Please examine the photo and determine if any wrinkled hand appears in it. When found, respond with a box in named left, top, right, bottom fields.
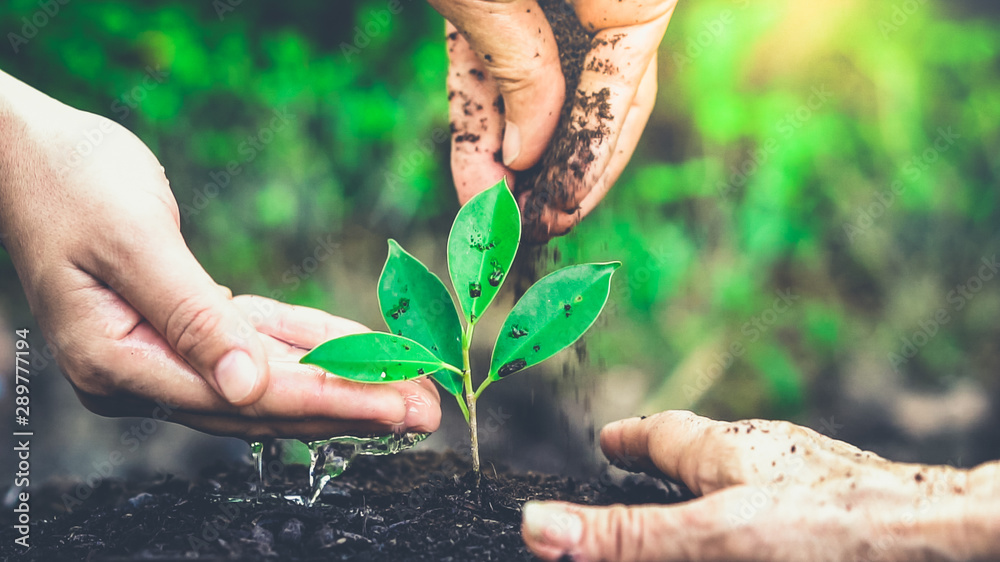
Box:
left=429, top=0, right=677, bottom=240
left=0, top=86, right=440, bottom=439
left=522, top=411, right=1000, bottom=561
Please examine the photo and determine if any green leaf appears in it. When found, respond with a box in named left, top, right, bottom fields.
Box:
left=448, top=178, right=521, bottom=325
left=300, top=333, right=446, bottom=383
left=488, top=262, right=620, bottom=381
left=378, top=239, right=464, bottom=395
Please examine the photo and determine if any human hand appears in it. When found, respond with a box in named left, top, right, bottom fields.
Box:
left=521, top=411, right=1000, bottom=561
left=428, top=0, right=678, bottom=240
left=0, top=79, right=440, bottom=439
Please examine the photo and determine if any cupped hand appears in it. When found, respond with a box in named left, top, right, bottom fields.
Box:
left=521, top=411, right=999, bottom=561
left=0, top=97, right=440, bottom=440
left=428, top=0, right=678, bottom=240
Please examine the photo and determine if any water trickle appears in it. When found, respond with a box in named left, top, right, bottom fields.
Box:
left=305, top=433, right=429, bottom=505
left=468, top=282, right=482, bottom=298
left=249, top=440, right=265, bottom=491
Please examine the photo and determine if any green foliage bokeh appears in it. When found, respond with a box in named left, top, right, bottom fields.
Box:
left=2, top=0, right=998, bottom=423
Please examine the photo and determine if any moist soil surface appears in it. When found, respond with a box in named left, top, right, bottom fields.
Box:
left=2, top=450, right=692, bottom=561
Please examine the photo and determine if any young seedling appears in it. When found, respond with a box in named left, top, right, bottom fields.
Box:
left=300, top=179, right=619, bottom=473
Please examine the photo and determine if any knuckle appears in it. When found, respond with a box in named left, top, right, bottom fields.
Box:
left=605, top=505, right=646, bottom=561
left=164, top=296, right=223, bottom=361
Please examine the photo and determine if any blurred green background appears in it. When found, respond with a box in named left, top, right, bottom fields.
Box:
left=1, top=0, right=999, bottom=484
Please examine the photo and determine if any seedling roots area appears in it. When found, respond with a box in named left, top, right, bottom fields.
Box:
left=3, top=451, right=691, bottom=561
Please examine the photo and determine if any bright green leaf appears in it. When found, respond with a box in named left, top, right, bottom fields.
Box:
left=447, top=178, right=521, bottom=324
left=488, top=262, right=620, bottom=381
left=378, top=239, right=464, bottom=395
left=300, top=333, right=445, bottom=383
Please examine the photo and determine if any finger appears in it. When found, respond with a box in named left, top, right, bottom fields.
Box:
left=444, top=21, right=511, bottom=203
left=545, top=55, right=658, bottom=235
left=84, top=213, right=269, bottom=407
left=429, top=0, right=564, bottom=170
left=77, top=391, right=423, bottom=441
left=523, top=488, right=775, bottom=562
left=231, top=295, right=369, bottom=350
left=62, top=284, right=441, bottom=435
left=600, top=411, right=736, bottom=495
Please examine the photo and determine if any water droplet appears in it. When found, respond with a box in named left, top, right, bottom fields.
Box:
left=469, top=232, right=496, bottom=252
left=497, top=358, right=527, bottom=378
left=404, top=345, right=411, bottom=351
left=388, top=298, right=410, bottom=320
left=574, top=295, right=583, bottom=303
left=532, top=344, right=540, bottom=352
left=488, top=258, right=504, bottom=287
left=564, top=303, right=573, bottom=318
left=379, top=372, right=387, bottom=380
left=417, top=368, right=425, bottom=375
left=508, top=324, right=528, bottom=339
left=468, top=282, right=482, bottom=298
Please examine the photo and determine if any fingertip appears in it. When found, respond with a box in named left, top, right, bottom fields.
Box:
left=397, top=380, right=442, bottom=433
left=212, top=347, right=272, bottom=407
left=522, top=501, right=583, bottom=561
left=501, top=121, right=522, bottom=167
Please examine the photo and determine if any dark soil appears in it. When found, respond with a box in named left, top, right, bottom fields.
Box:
left=2, top=451, right=692, bottom=561
left=516, top=0, right=614, bottom=242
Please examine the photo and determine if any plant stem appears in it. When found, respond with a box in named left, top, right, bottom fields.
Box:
left=473, top=377, right=493, bottom=401
left=462, top=323, right=480, bottom=474
left=455, top=394, right=470, bottom=423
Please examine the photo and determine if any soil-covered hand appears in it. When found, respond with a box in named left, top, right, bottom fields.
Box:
left=522, top=411, right=1000, bottom=561
left=428, top=0, right=678, bottom=240
left=0, top=73, right=440, bottom=440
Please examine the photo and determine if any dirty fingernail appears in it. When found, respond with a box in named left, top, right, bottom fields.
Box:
left=214, top=349, right=259, bottom=404
left=523, top=501, right=583, bottom=550
left=502, top=121, right=521, bottom=167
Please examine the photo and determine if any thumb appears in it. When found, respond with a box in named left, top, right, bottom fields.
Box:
left=428, top=0, right=564, bottom=170
left=93, top=227, right=269, bottom=406
left=522, top=500, right=696, bottom=562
